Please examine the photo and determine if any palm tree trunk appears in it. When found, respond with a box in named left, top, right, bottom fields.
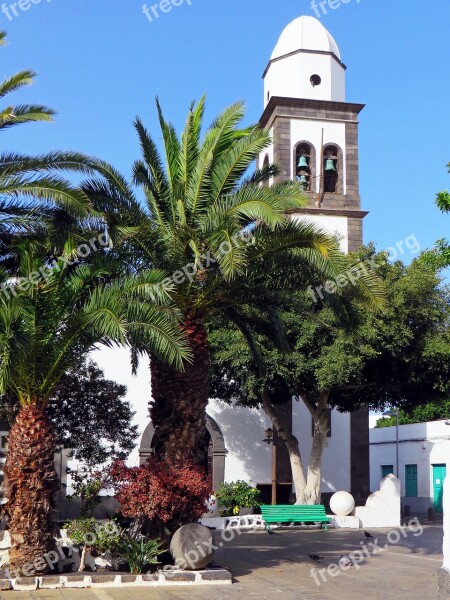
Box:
left=150, top=312, right=210, bottom=467
left=3, top=404, right=57, bottom=574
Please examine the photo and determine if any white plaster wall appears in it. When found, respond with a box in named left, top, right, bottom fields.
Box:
left=207, top=399, right=272, bottom=485
left=91, top=345, right=151, bottom=467
left=290, top=119, right=347, bottom=194
left=370, top=420, right=450, bottom=510
left=264, top=53, right=345, bottom=106
left=291, top=213, right=349, bottom=253
left=293, top=400, right=351, bottom=493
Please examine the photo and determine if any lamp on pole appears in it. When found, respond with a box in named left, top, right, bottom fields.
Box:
left=383, top=409, right=399, bottom=479
left=263, top=427, right=282, bottom=505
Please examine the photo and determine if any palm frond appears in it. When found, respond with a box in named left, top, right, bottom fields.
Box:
left=0, top=104, right=55, bottom=129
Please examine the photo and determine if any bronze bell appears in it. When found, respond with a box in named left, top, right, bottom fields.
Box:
left=297, top=155, right=309, bottom=168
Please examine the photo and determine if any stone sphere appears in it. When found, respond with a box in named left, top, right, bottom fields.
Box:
left=170, top=523, right=215, bottom=570
left=330, top=491, right=355, bottom=516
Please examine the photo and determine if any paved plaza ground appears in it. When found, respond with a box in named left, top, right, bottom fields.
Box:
left=1, top=524, right=443, bottom=600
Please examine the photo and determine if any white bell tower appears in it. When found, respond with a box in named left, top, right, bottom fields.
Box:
left=259, top=16, right=370, bottom=502
left=259, top=15, right=366, bottom=255
left=264, top=15, right=346, bottom=106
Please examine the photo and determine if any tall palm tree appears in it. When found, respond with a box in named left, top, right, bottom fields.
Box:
left=0, top=31, right=55, bottom=130
left=0, top=246, right=189, bottom=574
left=0, top=31, right=97, bottom=246
left=84, top=98, right=382, bottom=467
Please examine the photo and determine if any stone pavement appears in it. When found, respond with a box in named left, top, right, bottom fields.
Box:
left=0, top=524, right=442, bottom=599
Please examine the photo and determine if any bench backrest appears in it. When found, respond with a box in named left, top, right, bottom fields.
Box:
left=261, top=504, right=328, bottom=519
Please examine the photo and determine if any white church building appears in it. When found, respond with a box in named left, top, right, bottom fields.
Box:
left=95, top=15, right=370, bottom=505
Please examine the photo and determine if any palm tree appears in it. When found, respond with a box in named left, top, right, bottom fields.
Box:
left=0, top=30, right=55, bottom=129
left=0, top=31, right=99, bottom=248
left=0, top=246, right=189, bottom=575
left=84, top=98, right=381, bottom=467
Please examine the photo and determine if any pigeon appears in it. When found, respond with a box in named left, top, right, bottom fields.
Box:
left=364, top=531, right=374, bottom=540
left=309, top=554, right=325, bottom=562
left=339, top=555, right=352, bottom=568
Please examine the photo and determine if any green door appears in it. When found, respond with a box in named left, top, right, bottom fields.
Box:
left=405, top=465, right=418, bottom=497
left=433, top=464, right=447, bottom=513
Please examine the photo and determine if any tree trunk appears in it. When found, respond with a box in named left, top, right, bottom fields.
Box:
left=301, top=392, right=330, bottom=505
left=3, top=404, right=57, bottom=575
left=78, top=545, right=87, bottom=573
left=150, top=311, right=210, bottom=468
left=261, top=391, right=307, bottom=504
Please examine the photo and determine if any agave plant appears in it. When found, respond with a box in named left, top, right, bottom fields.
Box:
left=118, top=536, right=165, bottom=575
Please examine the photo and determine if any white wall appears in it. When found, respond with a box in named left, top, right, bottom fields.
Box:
left=91, top=345, right=151, bottom=467
left=370, top=420, right=450, bottom=512
left=264, top=53, right=345, bottom=106
left=290, top=118, right=347, bottom=194
left=291, top=213, right=349, bottom=253
left=207, top=400, right=272, bottom=485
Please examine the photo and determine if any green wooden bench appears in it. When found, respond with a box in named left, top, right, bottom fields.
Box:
left=260, top=504, right=329, bottom=532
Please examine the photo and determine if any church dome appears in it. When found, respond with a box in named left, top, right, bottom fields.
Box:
left=270, top=16, right=341, bottom=61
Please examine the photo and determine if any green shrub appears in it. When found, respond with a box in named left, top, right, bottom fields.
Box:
left=63, top=518, right=123, bottom=571
left=117, top=536, right=165, bottom=574
left=215, top=481, right=262, bottom=517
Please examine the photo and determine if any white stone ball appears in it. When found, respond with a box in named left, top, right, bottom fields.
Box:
left=330, top=491, right=355, bottom=516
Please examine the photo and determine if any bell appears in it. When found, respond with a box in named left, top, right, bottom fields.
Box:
left=297, top=155, right=309, bottom=168
left=299, top=175, right=307, bottom=184
left=325, top=159, right=336, bottom=171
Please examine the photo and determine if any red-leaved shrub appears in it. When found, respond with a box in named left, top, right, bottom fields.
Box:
left=109, top=458, right=211, bottom=538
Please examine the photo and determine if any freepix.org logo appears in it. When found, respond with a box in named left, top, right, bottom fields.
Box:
left=142, top=0, right=192, bottom=23
left=1, top=0, right=53, bottom=22
left=311, top=0, right=362, bottom=20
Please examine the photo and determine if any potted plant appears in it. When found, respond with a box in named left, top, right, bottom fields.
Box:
left=215, top=481, right=262, bottom=517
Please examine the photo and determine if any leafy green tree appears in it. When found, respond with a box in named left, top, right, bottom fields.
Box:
left=83, top=97, right=379, bottom=467
left=209, top=246, right=450, bottom=504
left=436, top=162, right=450, bottom=213
left=0, top=360, right=138, bottom=467
left=376, top=400, right=450, bottom=428
left=426, top=162, right=450, bottom=268
left=66, top=471, right=105, bottom=518
left=48, top=360, right=138, bottom=467
left=0, top=246, right=188, bottom=575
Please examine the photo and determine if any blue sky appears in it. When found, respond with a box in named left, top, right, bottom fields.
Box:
left=2, top=0, right=449, bottom=258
